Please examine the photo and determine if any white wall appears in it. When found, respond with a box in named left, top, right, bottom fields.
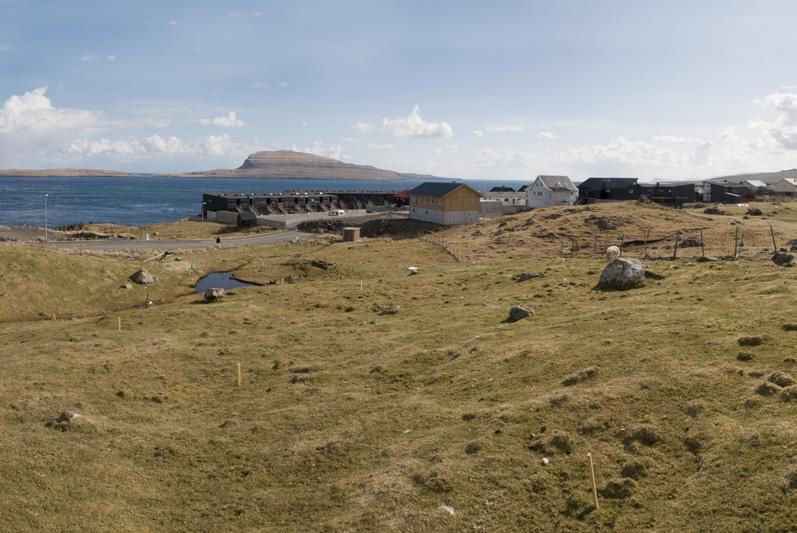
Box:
left=410, top=206, right=479, bottom=225
left=527, top=179, right=577, bottom=208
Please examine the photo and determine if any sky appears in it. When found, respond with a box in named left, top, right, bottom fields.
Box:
left=2, top=0, right=797, bottom=180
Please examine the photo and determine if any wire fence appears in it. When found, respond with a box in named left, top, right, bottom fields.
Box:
left=560, top=225, right=789, bottom=260
left=422, top=233, right=467, bottom=263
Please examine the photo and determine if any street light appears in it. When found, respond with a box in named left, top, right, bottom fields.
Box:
left=44, top=194, right=48, bottom=242
left=201, top=201, right=207, bottom=239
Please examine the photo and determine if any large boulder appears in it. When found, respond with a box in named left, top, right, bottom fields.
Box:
left=204, top=288, right=225, bottom=302
left=597, top=258, right=646, bottom=290
left=772, top=249, right=794, bottom=267
left=129, top=268, right=156, bottom=285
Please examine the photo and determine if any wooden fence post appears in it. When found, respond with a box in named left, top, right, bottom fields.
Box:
left=587, top=453, right=599, bottom=510
left=733, top=227, right=739, bottom=259
left=700, top=230, right=705, bottom=257
left=643, top=228, right=651, bottom=259
left=672, top=236, right=679, bottom=260
left=770, top=224, right=778, bottom=251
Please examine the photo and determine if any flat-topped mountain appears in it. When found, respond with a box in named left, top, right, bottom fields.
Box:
left=187, top=150, right=409, bottom=180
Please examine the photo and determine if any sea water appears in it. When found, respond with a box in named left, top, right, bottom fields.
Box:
left=0, top=176, right=531, bottom=227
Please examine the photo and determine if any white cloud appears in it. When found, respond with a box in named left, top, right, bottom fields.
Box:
left=291, top=141, right=348, bottom=160
left=79, top=54, right=96, bottom=62
left=279, top=82, right=288, bottom=87
left=473, top=129, right=484, bottom=137
left=0, top=44, right=13, bottom=52
left=0, top=87, right=100, bottom=136
left=168, top=20, right=178, bottom=26
left=353, top=122, right=375, bottom=133
left=63, top=134, right=252, bottom=159
left=197, top=111, right=246, bottom=128
left=252, top=11, right=262, bottom=16
left=565, top=137, right=685, bottom=168
left=368, top=142, right=396, bottom=150
left=106, top=55, right=117, bottom=62
left=252, top=81, right=268, bottom=89
left=753, top=92, right=797, bottom=149
left=652, top=134, right=705, bottom=144
left=485, top=124, right=523, bottom=133
left=474, top=148, right=535, bottom=169
left=537, top=131, right=558, bottom=140
left=381, top=105, right=453, bottom=139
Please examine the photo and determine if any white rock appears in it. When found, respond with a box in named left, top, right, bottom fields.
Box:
left=542, top=457, right=550, bottom=466
left=439, top=504, right=455, bottom=516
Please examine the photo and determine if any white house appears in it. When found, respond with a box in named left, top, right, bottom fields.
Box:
left=527, top=175, right=578, bottom=208
left=771, top=177, right=797, bottom=196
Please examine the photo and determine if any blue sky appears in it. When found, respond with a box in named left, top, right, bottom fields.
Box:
left=2, top=0, right=797, bottom=179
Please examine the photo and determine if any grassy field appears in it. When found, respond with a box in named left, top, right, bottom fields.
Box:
left=0, top=202, right=795, bottom=531
left=62, top=218, right=276, bottom=240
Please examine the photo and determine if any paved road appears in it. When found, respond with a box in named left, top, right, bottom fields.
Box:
left=45, top=230, right=311, bottom=251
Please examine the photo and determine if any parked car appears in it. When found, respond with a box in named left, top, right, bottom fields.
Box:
left=328, top=209, right=345, bottom=217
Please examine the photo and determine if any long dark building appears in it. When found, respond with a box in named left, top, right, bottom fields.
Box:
left=202, top=190, right=407, bottom=217
left=577, top=177, right=641, bottom=201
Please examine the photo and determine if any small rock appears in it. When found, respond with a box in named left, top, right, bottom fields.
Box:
left=373, top=303, right=400, bottom=315
left=507, top=304, right=534, bottom=322
left=513, top=271, right=545, bottom=282
left=772, top=249, right=795, bottom=267
left=755, top=382, right=781, bottom=396
left=203, top=288, right=225, bottom=302
left=780, top=386, right=797, bottom=401
left=119, top=281, right=133, bottom=289
left=439, top=504, right=455, bottom=516
left=737, top=352, right=754, bottom=362
left=737, top=336, right=765, bottom=347
left=782, top=323, right=797, bottom=332
left=768, top=371, right=795, bottom=387
left=541, top=457, right=550, bottom=466
left=746, top=207, right=763, bottom=216
left=561, top=367, right=597, bottom=386
left=129, top=268, right=156, bottom=285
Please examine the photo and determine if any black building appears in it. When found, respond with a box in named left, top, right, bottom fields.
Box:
left=638, top=182, right=699, bottom=207
left=577, top=177, right=640, bottom=202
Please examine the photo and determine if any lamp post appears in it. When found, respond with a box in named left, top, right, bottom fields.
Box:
left=44, top=194, right=48, bottom=242
left=201, top=201, right=207, bottom=238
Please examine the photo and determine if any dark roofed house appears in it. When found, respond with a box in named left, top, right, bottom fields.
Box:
left=409, top=182, right=481, bottom=225
left=489, top=185, right=515, bottom=192
left=577, top=177, right=640, bottom=202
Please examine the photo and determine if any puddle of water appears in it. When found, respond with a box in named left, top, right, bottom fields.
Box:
left=195, top=271, right=257, bottom=293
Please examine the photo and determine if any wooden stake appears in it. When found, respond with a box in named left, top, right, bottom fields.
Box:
left=587, top=452, right=599, bottom=510
left=643, top=228, right=651, bottom=259
left=700, top=230, right=705, bottom=257
left=618, top=234, right=625, bottom=257
left=769, top=224, right=778, bottom=251
left=237, top=363, right=241, bottom=387
left=733, top=226, right=739, bottom=259
left=360, top=280, right=363, bottom=292
left=118, top=317, right=121, bottom=332
left=672, top=237, right=679, bottom=260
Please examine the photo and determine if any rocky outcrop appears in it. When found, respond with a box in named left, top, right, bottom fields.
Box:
left=204, top=288, right=225, bottom=302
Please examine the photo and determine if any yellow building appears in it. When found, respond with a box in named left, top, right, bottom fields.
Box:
left=409, top=182, right=481, bottom=225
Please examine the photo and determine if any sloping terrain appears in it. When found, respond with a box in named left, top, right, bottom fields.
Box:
left=0, top=202, right=795, bottom=531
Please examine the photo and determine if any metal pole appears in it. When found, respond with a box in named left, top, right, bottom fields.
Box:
left=44, top=194, right=48, bottom=242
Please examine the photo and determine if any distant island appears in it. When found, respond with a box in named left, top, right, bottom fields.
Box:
left=0, top=168, right=136, bottom=177
left=0, top=150, right=450, bottom=181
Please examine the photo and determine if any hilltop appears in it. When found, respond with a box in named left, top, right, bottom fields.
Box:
left=0, top=201, right=795, bottom=530
left=709, top=168, right=797, bottom=185
left=184, top=150, right=426, bottom=180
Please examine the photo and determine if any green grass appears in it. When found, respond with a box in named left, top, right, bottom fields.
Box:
left=0, top=204, right=795, bottom=531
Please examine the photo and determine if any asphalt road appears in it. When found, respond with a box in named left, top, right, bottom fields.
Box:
left=45, top=230, right=311, bottom=251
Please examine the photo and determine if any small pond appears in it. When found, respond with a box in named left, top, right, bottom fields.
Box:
left=195, top=271, right=257, bottom=293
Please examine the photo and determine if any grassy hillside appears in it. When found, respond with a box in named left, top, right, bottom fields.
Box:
left=0, top=202, right=795, bottom=531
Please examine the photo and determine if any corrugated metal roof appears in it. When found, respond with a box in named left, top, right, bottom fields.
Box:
left=409, top=182, right=479, bottom=197
left=744, top=180, right=767, bottom=188
left=536, top=175, right=576, bottom=192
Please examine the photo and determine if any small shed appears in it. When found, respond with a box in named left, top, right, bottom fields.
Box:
left=343, top=227, right=361, bottom=242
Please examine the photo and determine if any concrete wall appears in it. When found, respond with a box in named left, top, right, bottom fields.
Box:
left=257, top=209, right=368, bottom=229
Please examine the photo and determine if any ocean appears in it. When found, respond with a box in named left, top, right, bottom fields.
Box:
left=0, top=176, right=531, bottom=227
